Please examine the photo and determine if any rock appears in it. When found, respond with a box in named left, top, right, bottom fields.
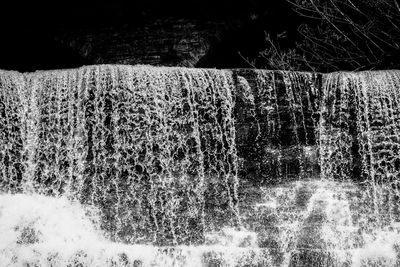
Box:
left=56, top=19, right=225, bottom=67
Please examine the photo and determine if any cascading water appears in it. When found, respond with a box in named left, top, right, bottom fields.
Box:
left=0, top=65, right=400, bottom=266
left=316, top=71, right=400, bottom=266
left=0, top=66, right=239, bottom=245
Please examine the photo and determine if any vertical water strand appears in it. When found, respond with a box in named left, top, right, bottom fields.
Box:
left=366, top=71, right=388, bottom=227
left=208, top=69, right=239, bottom=223
left=320, top=73, right=342, bottom=181
left=80, top=68, right=94, bottom=204
left=140, top=69, right=156, bottom=242
left=115, top=66, right=150, bottom=243
left=150, top=68, right=178, bottom=244
left=256, top=71, right=282, bottom=182
left=386, top=71, right=400, bottom=224
left=0, top=72, right=24, bottom=192
left=95, top=66, right=117, bottom=236
left=188, top=69, right=208, bottom=237
left=34, top=73, right=53, bottom=194
left=80, top=67, right=94, bottom=206
left=135, top=67, right=156, bottom=243
left=350, top=72, right=375, bottom=239
left=53, top=72, right=70, bottom=195
left=271, top=72, right=283, bottom=181
left=52, top=74, right=63, bottom=194
left=335, top=72, right=344, bottom=178
left=282, top=72, right=304, bottom=179
left=117, top=67, right=135, bottom=242
left=341, top=73, right=355, bottom=182
left=24, top=71, right=79, bottom=197
left=379, top=70, right=400, bottom=225
left=133, top=67, right=158, bottom=243
left=171, top=69, right=210, bottom=242
left=14, top=75, right=25, bottom=192
left=225, top=70, right=240, bottom=223
left=162, top=70, right=181, bottom=243
left=199, top=69, right=218, bottom=220
left=98, top=67, right=110, bottom=238
left=108, top=66, right=123, bottom=236
left=282, top=71, right=300, bottom=145
left=305, top=73, right=321, bottom=178
left=109, top=66, right=123, bottom=240
left=144, top=68, right=163, bottom=243
left=360, top=71, right=400, bottom=227
left=318, top=73, right=333, bottom=180
left=20, top=74, right=39, bottom=193
left=46, top=73, right=60, bottom=195
left=0, top=73, right=10, bottom=190
left=74, top=67, right=90, bottom=202
left=164, top=68, right=202, bottom=243
left=89, top=66, right=104, bottom=208
left=170, top=69, right=189, bottom=243
left=173, top=69, right=199, bottom=241
left=372, top=70, right=389, bottom=226
left=309, top=73, right=320, bottom=144
left=65, top=70, right=78, bottom=198
left=261, top=71, right=277, bottom=145
left=154, top=68, right=173, bottom=243
left=291, top=72, right=310, bottom=145
left=220, top=70, right=240, bottom=222
left=188, top=70, right=207, bottom=240
left=200, top=69, right=239, bottom=226
left=380, top=71, right=395, bottom=224
left=135, top=67, right=183, bottom=243
left=87, top=66, right=146, bottom=240
left=320, top=73, right=354, bottom=182
left=303, top=72, right=320, bottom=146
left=112, top=66, right=136, bottom=241
left=379, top=71, right=397, bottom=225
left=179, top=70, right=206, bottom=242
left=333, top=72, right=348, bottom=181
left=335, top=72, right=350, bottom=181
left=288, top=72, right=314, bottom=177
left=354, top=72, right=380, bottom=228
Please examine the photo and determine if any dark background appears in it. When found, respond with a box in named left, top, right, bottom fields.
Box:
left=0, top=0, right=299, bottom=72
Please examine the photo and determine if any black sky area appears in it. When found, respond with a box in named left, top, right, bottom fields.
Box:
left=0, top=0, right=299, bottom=72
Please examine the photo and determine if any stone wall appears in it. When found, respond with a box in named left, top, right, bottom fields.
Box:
left=233, top=69, right=322, bottom=185
left=56, top=19, right=225, bottom=67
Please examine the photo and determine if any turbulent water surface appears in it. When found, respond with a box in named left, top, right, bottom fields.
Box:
left=0, top=66, right=400, bottom=266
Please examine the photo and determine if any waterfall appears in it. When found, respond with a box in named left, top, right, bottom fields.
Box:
left=320, top=71, right=400, bottom=224
left=0, top=65, right=239, bottom=245
left=1, top=66, right=400, bottom=266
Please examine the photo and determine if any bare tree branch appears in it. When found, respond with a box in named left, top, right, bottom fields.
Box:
left=257, top=0, right=400, bottom=72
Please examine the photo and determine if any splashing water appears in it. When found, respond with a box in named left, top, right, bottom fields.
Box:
left=1, top=66, right=400, bottom=266
left=0, top=193, right=269, bottom=267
